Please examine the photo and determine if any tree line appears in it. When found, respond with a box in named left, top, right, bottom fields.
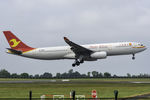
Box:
left=0, top=69, right=149, bottom=79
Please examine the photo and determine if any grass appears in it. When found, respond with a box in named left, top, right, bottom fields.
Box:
left=0, top=78, right=150, bottom=98
left=0, top=78, right=150, bottom=82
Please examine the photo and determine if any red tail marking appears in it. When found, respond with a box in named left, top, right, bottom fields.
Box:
left=3, top=31, right=35, bottom=52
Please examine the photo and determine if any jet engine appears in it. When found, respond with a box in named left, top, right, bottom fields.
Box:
left=90, top=51, right=107, bottom=59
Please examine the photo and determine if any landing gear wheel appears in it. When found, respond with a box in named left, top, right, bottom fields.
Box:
left=76, top=61, right=80, bottom=66
left=72, top=63, right=76, bottom=67
left=72, top=58, right=85, bottom=67
left=72, top=60, right=81, bottom=67
left=132, top=54, right=135, bottom=60
left=132, top=56, right=135, bottom=60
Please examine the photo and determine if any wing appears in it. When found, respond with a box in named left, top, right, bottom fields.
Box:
left=64, top=37, right=93, bottom=57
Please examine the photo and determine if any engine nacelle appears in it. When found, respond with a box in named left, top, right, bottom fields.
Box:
left=90, top=51, right=107, bottom=59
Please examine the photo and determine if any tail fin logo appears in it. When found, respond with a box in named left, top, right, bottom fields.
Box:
left=9, top=39, right=21, bottom=48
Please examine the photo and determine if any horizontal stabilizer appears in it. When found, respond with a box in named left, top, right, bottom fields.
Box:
left=7, top=48, right=22, bottom=55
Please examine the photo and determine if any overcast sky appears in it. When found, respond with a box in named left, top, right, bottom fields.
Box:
left=0, top=0, right=149, bottom=76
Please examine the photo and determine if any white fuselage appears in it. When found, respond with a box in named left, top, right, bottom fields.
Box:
left=20, top=42, right=146, bottom=61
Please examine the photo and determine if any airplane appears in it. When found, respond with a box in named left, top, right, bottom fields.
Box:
left=3, top=31, right=147, bottom=67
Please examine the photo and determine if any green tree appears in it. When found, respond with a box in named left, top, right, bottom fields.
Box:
left=20, top=73, right=29, bottom=78
left=113, top=74, right=118, bottom=78
left=92, top=71, right=99, bottom=77
left=104, top=72, right=111, bottom=78
left=61, top=72, right=68, bottom=78
left=42, top=72, right=52, bottom=79
left=68, top=69, right=73, bottom=78
left=127, top=73, right=131, bottom=78
left=81, top=74, right=87, bottom=78
left=73, top=71, right=81, bottom=78
left=11, top=73, right=19, bottom=78
left=87, top=72, right=91, bottom=77
left=98, top=72, right=103, bottom=78
left=34, top=74, right=40, bottom=79
left=0, top=69, right=10, bottom=78
left=56, top=73, right=61, bottom=78
left=68, top=69, right=73, bottom=74
left=29, top=75, right=33, bottom=79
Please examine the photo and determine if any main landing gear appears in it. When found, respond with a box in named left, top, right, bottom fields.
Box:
left=132, top=54, right=135, bottom=60
left=72, top=59, right=84, bottom=67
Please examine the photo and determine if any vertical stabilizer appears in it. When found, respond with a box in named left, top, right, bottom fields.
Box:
left=3, top=31, right=34, bottom=52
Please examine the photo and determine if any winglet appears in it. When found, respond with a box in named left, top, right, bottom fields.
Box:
left=64, top=37, right=70, bottom=42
